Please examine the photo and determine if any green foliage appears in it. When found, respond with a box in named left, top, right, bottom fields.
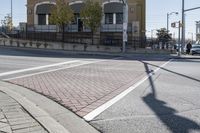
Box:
left=80, top=0, right=102, bottom=32
left=2, top=14, right=13, bottom=32
left=156, top=28, right=172, bottom=43
left=49, top=0, right=74, bottom=29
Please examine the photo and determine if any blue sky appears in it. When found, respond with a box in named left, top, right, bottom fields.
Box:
left=0, top=0, right=26, bottom=26
left=0, top=0, right=200, bottom=39
left=147, top=0, right=200, bottom=39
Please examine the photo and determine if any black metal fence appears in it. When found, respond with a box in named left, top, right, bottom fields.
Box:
left=8, top=24, right=146, bottom=48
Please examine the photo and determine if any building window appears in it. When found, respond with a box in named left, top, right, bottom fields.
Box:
left=105, top=13, right=113, bottom=24
left=72, top=13, right=80, bottom=25
left=116, top=13, right=123, bottom=24
left=38, top=14, right=46, bottom=25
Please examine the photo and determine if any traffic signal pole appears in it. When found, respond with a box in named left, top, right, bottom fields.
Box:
left=181, top=0, right=185, bottom=52
left=171, top=21, right=182, bottom=56
left=182, top=0, right=200, bottom=50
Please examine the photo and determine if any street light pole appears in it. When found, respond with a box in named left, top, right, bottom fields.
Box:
left=167, top=12, right=178, bottom=33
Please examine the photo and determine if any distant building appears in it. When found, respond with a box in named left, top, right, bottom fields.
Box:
left=19, top=22, right=27, bottom=31
left=196, top=21, right=200, bottom=41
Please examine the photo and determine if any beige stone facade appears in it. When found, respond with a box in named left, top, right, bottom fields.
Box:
left=27, top=0, right=145, bottom=36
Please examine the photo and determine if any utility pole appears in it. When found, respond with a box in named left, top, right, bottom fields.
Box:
left=11, top=0, right=13, bottom=30
left=122, top=0, right=128, bottom=53
left=181, top=0, right=184, bottom=49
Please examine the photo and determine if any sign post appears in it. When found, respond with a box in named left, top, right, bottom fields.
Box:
left=122, top=0, right=128, bottom=53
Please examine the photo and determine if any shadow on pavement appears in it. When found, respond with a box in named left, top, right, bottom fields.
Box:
left=142, top=62, right=200, bottom=133
left=144, top=61, right=200, bottom=83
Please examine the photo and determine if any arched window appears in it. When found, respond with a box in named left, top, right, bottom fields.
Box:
left=104, top=2, right=123, bottom=24
left=36, top=4, right=55, bottom=25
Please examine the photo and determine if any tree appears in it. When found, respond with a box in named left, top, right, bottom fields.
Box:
left=49, top=0, right=74, bottom=42
left=156, top=28, right=172, bottom=45
left=1, top=14, right=13, bottom=33
left=80, top=0, right=102, bottom=44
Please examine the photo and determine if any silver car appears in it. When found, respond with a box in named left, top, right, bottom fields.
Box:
left=191, top=45, right=200, bottom=55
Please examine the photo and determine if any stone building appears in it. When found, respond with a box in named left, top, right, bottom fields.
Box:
left=26, top=0, right=146, bottom=46
left=27, top=0, right=145, bottom=32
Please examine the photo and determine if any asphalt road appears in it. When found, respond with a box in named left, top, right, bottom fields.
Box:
left=1, top=47, right=200, bottom=133
left=0, top=47, right=73, bottom=73
left=90, top=58, right=200, bottom=133
left=0, top=47, right=114, bottom=80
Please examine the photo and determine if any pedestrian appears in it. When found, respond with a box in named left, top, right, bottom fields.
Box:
left=174, top=44, right=177, bottom=51
left=186, top=42, right=192, bottom=54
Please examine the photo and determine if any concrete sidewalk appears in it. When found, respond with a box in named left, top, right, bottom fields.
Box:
left=0, top=81, right=100, bottom=133
left=0, top=90, right=48, bottom=133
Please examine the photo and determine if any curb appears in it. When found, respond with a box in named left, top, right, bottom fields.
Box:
left=0, top=45, right=173, bottom=58
left=0, top=81, right=100, bottom=133
left=170, top=54, right=200, bottom=60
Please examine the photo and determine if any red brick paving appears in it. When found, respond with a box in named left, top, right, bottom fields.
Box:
left=9, top=59, right=164, bottom=117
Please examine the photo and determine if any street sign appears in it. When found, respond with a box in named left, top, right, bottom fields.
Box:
left=171, top=22, right=183, bottom=28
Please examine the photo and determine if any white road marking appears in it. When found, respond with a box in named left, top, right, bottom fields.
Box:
left=4, top=57, right=121, bottom=81
left=83, top=59, right=173, bottom=121
left=0, top=60, right=80, bottom=77
left=4, top=60, right=100, bottom=81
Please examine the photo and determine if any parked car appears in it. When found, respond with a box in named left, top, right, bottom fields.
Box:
left=191, top=45, right=200, bottom=55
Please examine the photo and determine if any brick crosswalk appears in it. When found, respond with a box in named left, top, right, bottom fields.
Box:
left=9, top=59, right=164, bottom=117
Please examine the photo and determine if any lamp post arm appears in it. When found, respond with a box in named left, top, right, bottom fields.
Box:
left=184, top=7, right=200, bottom=12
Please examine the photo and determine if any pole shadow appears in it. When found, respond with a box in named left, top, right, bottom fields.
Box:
left=144, top=61, right=200, bottom=83
left=142, top=62, right=200, bottom=133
